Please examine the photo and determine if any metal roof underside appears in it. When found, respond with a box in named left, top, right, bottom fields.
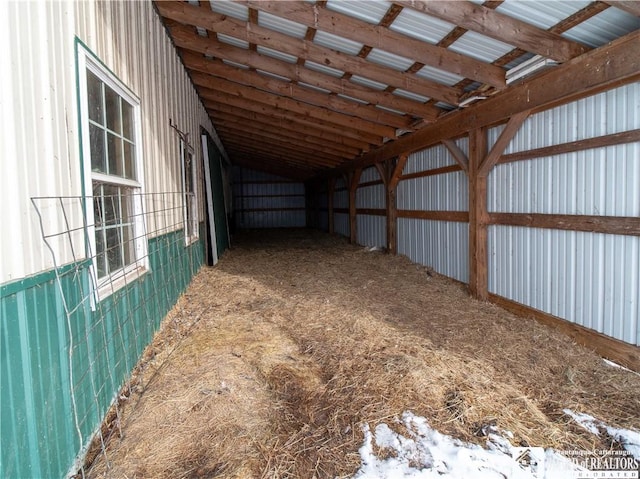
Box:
left=156, top=0, right=640, bottom=180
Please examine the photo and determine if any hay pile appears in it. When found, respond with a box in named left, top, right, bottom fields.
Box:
left=87, top=229, right=640, bottom=478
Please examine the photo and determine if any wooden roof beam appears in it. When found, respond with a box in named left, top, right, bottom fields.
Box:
left=395, top=0, right=589, bottom=62
left=219, top=134, right=344, bottom=166
left=241, top=0, right=506, bottom=88
left=196, top=82, right=397, bottom=138
left=190, top=69, right=412, bottom=130
left=349, top=30, right=640, bottom=168
left=179, top=49, right=439, bottom=120
left=211, top=114, right=362, bottom=157
left=203, top=98, right=383, bottom=144
left=209, top=110, right=370, bottom=151
left=156, top=1, right=462, bottom=105
left=224, top=141, right=341, bottom=169
left=214, top=126, right=349, bottom=163
left=203, top=99, right=382, bottom=147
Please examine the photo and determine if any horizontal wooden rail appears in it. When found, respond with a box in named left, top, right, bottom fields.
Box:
left=398, top=210, right=469, bottom=222
left=356, top=208, right=386, bottom=216
left=358, top=180, right=385, bottom=188
left=499, top=128, right=640, bottom=165
left=489, top=213, right=640, bottom=236
left=490, top=294, right=640, bottom=372
left=399, top=164, right=462, bottom=181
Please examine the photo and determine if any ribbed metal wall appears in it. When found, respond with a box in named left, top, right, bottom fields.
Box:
left=233, top=167, right=306, bottom=228
left=487, top=82, right=640, bottom=346
left=355, top=166, right=386, bottom=247
left=397, top=172, right=468, bottom=210
left=396, top=141, right=469, bottom=282
left=334, top=213, right=350, bottom=237
left=357, top=215, right=386, bottom=247
left=1, top=2, right=219, bottom=477
left=0, top=0, right=218, bottom=284
left=318, top=191, right=329, bottom=232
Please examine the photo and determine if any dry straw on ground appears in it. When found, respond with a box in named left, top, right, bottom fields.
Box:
left=87, top=229, right=640, bottom=478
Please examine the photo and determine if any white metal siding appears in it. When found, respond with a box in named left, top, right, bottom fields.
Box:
left=356, top=185, right=386, bottom=209
left=487, top=82, right=640, bottom=346
left=1, top=0, right=218, bottom=283
left=397, top=172, right=468, bottom=211
left=488, top=144, right=640, bottom=216
left=394, top=140, right=470, bottom=282
left=403, top=141, right=464, bottom=174
left=489, top=226, right=639, bottom=346
left=233, top=168, right=306, bottom=229
left=360, top=165, right=381, bottom=183
left=357, top=216, right=386, bottom=248
left=334, top=213, right=350, bottom=238
left=398, top=218, right=469, bottom=283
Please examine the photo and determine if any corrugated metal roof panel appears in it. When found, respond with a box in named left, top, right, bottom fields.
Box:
left=496, top=0, right=590, bottom=30
left=304, top=60, right=344, bottom=77
left=415, top=65, right=464, bottom=86
left=217, top=32, right=249, bottom=49
left=298, top=81, right=332, bottom=94
left=313, top=30, right=364, bottom=55
left=393, top=88, right=430, bottom=103
left=325, top=0, right=391, bottom=25
left=208, top=0, right=248, bottom=21
left=563, top=8, right=640, bottom=48
left=376, top=104, right=406, bottom=115
left=257, top=10, right=308, bottom=39
left=350, top=75, right=388, bottom=90
left=222, top=58, right=250, bottom=70
left=337, top=93, right=369, bottom=105
left=388, top=7, right=455, bottom=44
left=448, top=31, right=515, bottom=63
left=256, top=69, right=292, bottom=82
left=366, top=47, right=415, bottom=72
left=256, top=45, right=298, bottom=64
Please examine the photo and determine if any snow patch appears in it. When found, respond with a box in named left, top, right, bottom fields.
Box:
left=352, top=411, right=581, bottom=479
left=564, top=409, right=640, bottom=459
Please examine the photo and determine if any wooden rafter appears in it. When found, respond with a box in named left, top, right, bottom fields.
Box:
left=197, top=83, right=397, bottom=138
left=208, top=110, right=370, bottom=152
left=214, top=126, right=349, bottom=163
left=210, top=114, right=362, bottom=157
left=189, top=70, right=412, bottom=130
left=395, top=0, right=589, bottom=62
left=205, top=101, right=379, bottom=145
left=156, top=1, right=463, bottom=105
left=220, top=136, right=344, bottom=166
left=203, top=98, right=383, bottom=144
left=352, top=30, right=640, bottom=168
left=179, top=49, right=440, bottom=120
left=242, top=0, right=506, bottom=88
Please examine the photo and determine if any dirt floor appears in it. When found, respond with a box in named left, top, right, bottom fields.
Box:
left=87, top=229, right=640, bottom=478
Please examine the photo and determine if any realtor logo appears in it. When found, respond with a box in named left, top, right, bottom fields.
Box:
left=513, top=447, right=546, bottom=477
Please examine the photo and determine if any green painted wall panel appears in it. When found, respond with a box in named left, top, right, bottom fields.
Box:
left=1, top=228, right=205, bottom=478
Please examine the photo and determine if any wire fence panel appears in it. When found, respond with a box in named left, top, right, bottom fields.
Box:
left=23, top=192, right=204, bottom=478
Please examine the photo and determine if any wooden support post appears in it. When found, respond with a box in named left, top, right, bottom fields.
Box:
left=469, top=128, right=489, bottom=300
left=386, top=154, right=408, bottom=255
left=327, top=177, right=335, bottom=234
left=468, top=112, right=528, bottom=300
left=349, top=168, right=362, bottom=244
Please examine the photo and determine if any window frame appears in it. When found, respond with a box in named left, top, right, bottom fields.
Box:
left=77, top=43, right=148, bottom=302
left=180, top=139, right=199, bottom=245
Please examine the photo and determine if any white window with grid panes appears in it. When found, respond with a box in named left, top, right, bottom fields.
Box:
left=180, top=139, right=198, bottom=245
left=78, top=45, right=147, bottom=300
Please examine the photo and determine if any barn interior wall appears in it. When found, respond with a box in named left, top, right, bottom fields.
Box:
left=233, top=167, right=306, bottom=229
left=0, top=1, right=226, bottom=477
left=320, top=81, right=639, bottom=350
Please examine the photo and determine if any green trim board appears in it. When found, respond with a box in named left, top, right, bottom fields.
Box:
left=0, top=259, right=92, bottom=299
left=1, top=227, right=205, bottom=479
